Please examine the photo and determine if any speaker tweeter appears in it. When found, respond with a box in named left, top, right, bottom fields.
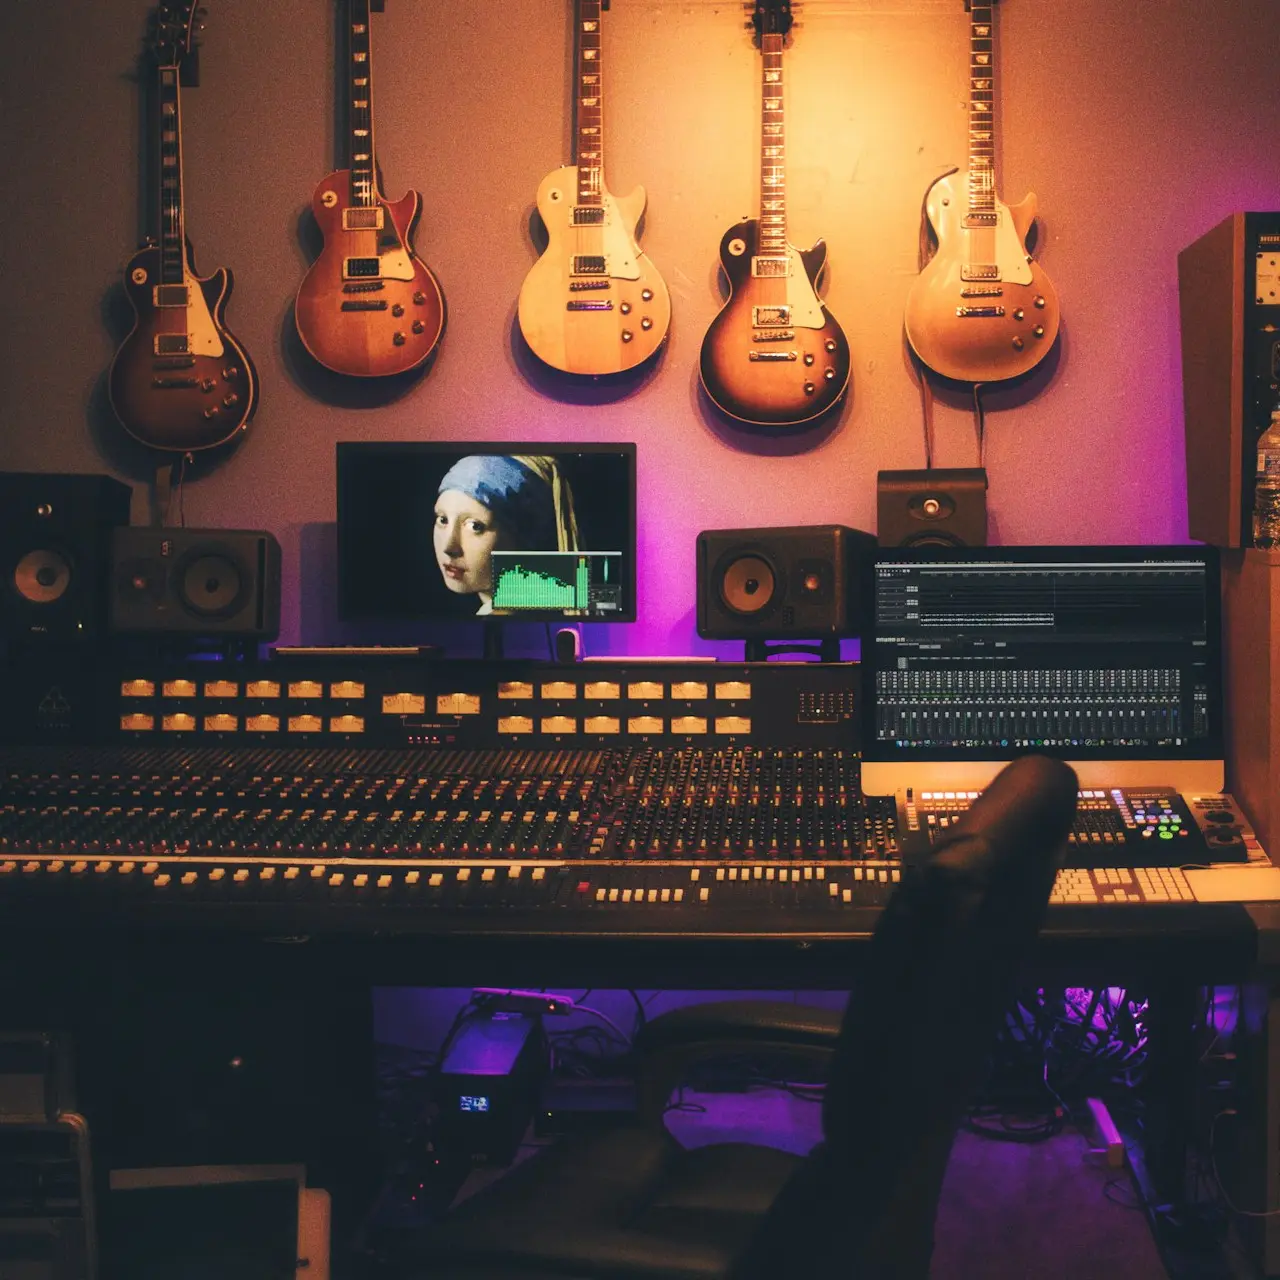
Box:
left=876, top=468, right=988, bottom=547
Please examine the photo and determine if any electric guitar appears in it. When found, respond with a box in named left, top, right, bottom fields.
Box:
left=517, top=0, right=670, bottom=375
left=698, top=0, right=850, bottom=428
left=294, top=0, right=446, bottom=378
left=903, top=0, right=1060, bottom=383
left=109, top=1, right=257, bottom=453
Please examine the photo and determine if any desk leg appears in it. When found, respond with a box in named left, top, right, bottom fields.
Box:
left=1141, top=981, right=1198, bottom=1205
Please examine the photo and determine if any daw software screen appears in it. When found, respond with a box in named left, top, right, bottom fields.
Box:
left=862, top=547, right=1222, bottom=764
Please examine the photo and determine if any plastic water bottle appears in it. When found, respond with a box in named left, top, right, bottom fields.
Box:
left=1253, top=409, right=1280, bottom=549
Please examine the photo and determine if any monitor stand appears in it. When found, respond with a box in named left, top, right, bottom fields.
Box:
left=744, top=637, right=840, bottom=662
left=482, top=620, right=505, bottom=661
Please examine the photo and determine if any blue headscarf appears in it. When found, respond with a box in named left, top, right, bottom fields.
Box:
left=437, top=455, right=558, bottom=550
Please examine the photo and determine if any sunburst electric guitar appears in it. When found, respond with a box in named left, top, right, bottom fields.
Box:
left=517, top=0, right=670, bottom=375
left=294, top=0, right=445, bottom=377
left=109, top=1, right=257, bottom=453
left=903, top=0, right=1060, bottom=383
left=698, top=0, right=850, bottom=428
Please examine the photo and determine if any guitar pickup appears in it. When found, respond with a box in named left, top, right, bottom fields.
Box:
left=152, top=284, right=189, bottom=308
left=572, top=207, right=606, bottom=226
left=752, top=331, right=795, bottom=342
left=960, top=286, right=1003, bottom=298
left=569, top=280, right=610, bottom=291
left=154, top=334, right=190, bottom=356
left=344, top=257, right=381, bottom=279
left=752, top=305, right=792, bottom=326
left=572, top=255, right=607, bottom=274
left=955, top=305, right=1006, bottom=318
left=752, top=257, right=790, bottom=278
left=343, top=207, right=384, bottom=231
left=341, top=300, right=389, bottom=311
left=566, top=300, right=613, bottom=311
left=963, top=213, right=999, bottom=228
left=749, top=351, right=798, bottom=362
left=961, top=264, right=1001, bottom=281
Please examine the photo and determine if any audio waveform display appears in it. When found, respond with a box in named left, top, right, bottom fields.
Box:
left=490, top=551, right=622, bottom=617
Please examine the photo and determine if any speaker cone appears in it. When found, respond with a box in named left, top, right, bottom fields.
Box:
left=720, top=555, right=776, bottom=614
left=13, top=549, right=72, bottom=604
left=178, top=553, right=245, bottom=618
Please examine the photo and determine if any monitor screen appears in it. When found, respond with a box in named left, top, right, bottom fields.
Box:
left=860, top=546, right=1223, bottom=794
left=337, top=443, right=636, bottom=622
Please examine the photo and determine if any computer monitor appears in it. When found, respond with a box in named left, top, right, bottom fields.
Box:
left=859, top=546, right=1223, bottom=795
left=337, top=443, right=636, bottom=622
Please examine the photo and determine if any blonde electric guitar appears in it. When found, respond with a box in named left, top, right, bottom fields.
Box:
left=904, top=0, right=1060, bottom=383
left=517, top=0, right=670, bottom=375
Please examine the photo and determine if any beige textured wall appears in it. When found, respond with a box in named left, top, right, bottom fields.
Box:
left=1, top=0, right=1278, bottom=654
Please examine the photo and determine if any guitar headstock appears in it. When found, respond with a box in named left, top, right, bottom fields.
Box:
left=151, top=1, right=201, bottom=67
left=750, top=0, right=794, bottom=42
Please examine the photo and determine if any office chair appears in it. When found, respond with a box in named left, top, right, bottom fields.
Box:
left=409, top=755, right=1079, bottom=1280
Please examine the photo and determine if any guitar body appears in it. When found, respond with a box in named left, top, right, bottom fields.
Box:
left=904, top=170, right=1060, bottom=383
left=699, top=218, right=851, bottom=427
left=517, top=165, right=671, bottom=375
left=295, top=170, right=446, bottom=377
left=108, top=244, right=258, bottom=452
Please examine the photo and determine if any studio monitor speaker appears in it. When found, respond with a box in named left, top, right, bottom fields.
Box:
left=110, top=528, right=282, bottom=640
left=876, top=468, right=988, bottom=547
left=1178, top=211, right=1280, bottom=548
left=0, top=472, right=132, bottom=649
left=696, top=525, right=877, bottom=640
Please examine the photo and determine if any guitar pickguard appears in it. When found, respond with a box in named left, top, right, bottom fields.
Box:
left=175, top=272, right=225, bottom=358
left=783, top=247, right=825, bottom=327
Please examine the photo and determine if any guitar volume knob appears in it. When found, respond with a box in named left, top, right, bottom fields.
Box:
left=621, top=330, right=634, bottom=343
left=804, top=353, right=814, bottom=366
left=1013, top=309, right=1024, bottom=321
left=1012, top=337, right=1025, bottom=351
left=824, top=368, right=836, bottom=380
left=1034, top=295, right=1046, bottom=308
left=1032, top=325, right=1045, bottom=338
left=641, top=317, right=653, bottom=331
left=392, top=304, right=405, bottom=317
left=824, top=339, right=837, bottom=353
left=222, top=367, right=239, bottom=380
left=412, top=320, right=425, bottom=334
left=620, top=302, right=631, bottom=314
left=413, top=291, right=427, bottom=305
left=803, top=382, right=816, bottom=395
left=393, top=332, right=406, bottom=345
left=640, top=289, right=653, bottom=302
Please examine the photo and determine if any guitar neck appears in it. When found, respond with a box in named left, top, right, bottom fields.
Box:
left=348, top=0, right=378, bottom=206
left=575, top=0, right=604, bottom=207
left=967, top=2, right=997, bottom=217
left=758, top=33, right=787, bottom=252
left=156, top=61, right=186, bottom=284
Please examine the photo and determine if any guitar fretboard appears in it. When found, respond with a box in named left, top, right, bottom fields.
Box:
left=968, top=3, right=996, bottom=215
left=157, top=66, right=185, bottom=286
left=575, top=0, right=604, bottom=206
left=758, top=33, right=787, bottom=254
left=349, top=0, right=377, bottom=207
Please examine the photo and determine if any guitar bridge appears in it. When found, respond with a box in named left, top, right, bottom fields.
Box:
left=963, top=213, right=999, bottom=228
left=961, top=264, right=1001, bottom=282
left=749, top=351, right=798, bottom=362
left=960, top=286, right=1003, bottom=298
left=344, top=257, right=381, bottom=279
left=955, top=305, right=1006, bottom=318
left=572, top=255, right=607, bottom=275
left=342, top=281, right=384, bottom=294
left=752, top=331, right=795, bottom=342
left=152, top=356, right=196, bottom=370
left=566, top=300, right=613, bottom=311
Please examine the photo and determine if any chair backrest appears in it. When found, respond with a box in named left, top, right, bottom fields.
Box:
left=739, top=754, right=1078, bottom=1280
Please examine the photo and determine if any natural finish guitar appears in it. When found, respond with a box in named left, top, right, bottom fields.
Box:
left=517, top=0, right=670, bottom=376
left=699, top=0, right=850, bottom=428
left=904, top=0, right=1060, bottom=383
left=295, top=0, right=445, bottom=378
left=109, top=1, right=257, bottom=453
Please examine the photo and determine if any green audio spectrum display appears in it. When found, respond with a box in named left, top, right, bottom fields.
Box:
left=490, top=551, right=623, bottom=617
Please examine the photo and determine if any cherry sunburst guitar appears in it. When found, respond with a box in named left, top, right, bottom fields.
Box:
left=294, top=0, right=445, bottom=378
left=698, top=0, right=850, bottom=428
left=903, top=0, right=1060, bottom=383
left=108, top=1, right=257, bottom=453
left=517, top=0, right=670, bottom=375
